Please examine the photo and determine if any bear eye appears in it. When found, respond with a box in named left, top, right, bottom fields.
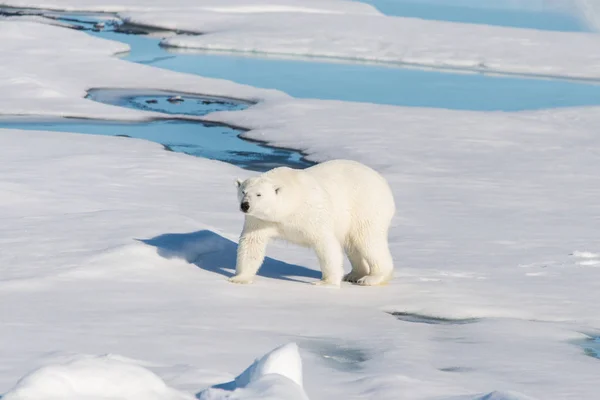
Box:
left=256, top=193, right=262, bottom=197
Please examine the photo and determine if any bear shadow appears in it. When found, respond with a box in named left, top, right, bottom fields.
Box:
left=139, top=230, right=321, bottom=283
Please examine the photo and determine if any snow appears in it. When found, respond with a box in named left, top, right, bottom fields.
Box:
left=198, top=343, right=308, bottom=400
left=233, top=343, right=303, bottom=389
left=0, top=0, right=381, bottom=15
left=3, top=354, right=194, bottom=400
left=118, top=10, right=600, bottom=80
left=3, top=343, right=307, bottom=400
left=1, top=105, right=600, bottom=399
left=203, top=98, right=600, bottom=321
left=1, top=10, right=600, bottom=400
left=0, top=14, right=76, bottom=27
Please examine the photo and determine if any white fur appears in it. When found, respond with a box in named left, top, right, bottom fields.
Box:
left=230, top=159, right=396, bottom=287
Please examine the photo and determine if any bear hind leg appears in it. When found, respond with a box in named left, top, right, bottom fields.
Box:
left=343, top=244, right=370, bottom=283
left=353, top=230, right=393, bottom=286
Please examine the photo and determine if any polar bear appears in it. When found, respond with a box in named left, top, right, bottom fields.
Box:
left=230, top=159, right=395, bottom=287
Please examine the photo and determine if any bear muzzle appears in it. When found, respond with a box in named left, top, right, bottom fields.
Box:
left=240, top=201, right=250, bottom=213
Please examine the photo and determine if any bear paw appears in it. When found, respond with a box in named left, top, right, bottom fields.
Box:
left=356, top=275, right=388, bottom=286
left=311, top=279, right=341, bottom=288
left=343, top=272, right=367, bottom=283
left=228, top=275, right=254, bottom=284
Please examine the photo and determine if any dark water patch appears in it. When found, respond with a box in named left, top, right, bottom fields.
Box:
left=439, top=366, right=472, bottom=372
left=577, top=336, right=600, bottom=359
left=298, top=338, right=373, bottom=372
left=319, top=346, right=371, bottom=370
left=86, top=89, right=249, bottom=117
left=0, top=6, right=199, bottom=35
left=388, top=312, right=480, bottom=325
left=0, top=6, right=120, bottom=32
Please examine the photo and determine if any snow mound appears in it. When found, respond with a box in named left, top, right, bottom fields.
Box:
left=198, top=343, right=309, bottom=400
left=1, top=354, right=193, bottom=400
left=3, top=344, right=308, bottom=400
left=234, top=342, right=303, bottom=389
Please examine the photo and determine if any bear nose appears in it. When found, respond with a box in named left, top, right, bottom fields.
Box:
left=241, top=201, right=250, bottom=213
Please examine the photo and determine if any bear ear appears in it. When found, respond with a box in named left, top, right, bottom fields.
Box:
left=235, top=178, right=243, bottom=188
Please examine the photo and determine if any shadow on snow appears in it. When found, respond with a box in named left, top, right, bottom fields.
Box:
left=139, top=230, right=321, bottom=283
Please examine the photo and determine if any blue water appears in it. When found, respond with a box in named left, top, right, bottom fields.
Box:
left=152, top=51, right=600, bottom=111
left=0, top=117, right=310, bottom=172
left=2, top=8, right=600, bottom=171
left=42, top=10, right=598, bottom=112
left=93, top=31, right=600, bottom=112
left=581, top=336, right=600, bottom=359
left=4, top=7, right=600, bottom=112
left=360, top=0, right=586, bottom=32
left=0, top=91, right=311, bottom=172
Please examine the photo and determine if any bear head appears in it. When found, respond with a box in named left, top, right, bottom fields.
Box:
left=235, top=176, right=283, bottom=222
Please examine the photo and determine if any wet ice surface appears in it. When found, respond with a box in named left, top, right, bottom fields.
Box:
left=360, top=0, right=586, bottom=31
left=578, top=336, right=600, bottom=359
left=298, top=338, right=373, bottom=372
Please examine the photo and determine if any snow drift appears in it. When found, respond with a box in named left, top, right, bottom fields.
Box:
left=3, top=343, right=308, bottom=400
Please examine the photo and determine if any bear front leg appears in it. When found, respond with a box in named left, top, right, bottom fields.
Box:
left=312, top=234, right=344, bottom=287
left=229, top=230, right=270, bottom=284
